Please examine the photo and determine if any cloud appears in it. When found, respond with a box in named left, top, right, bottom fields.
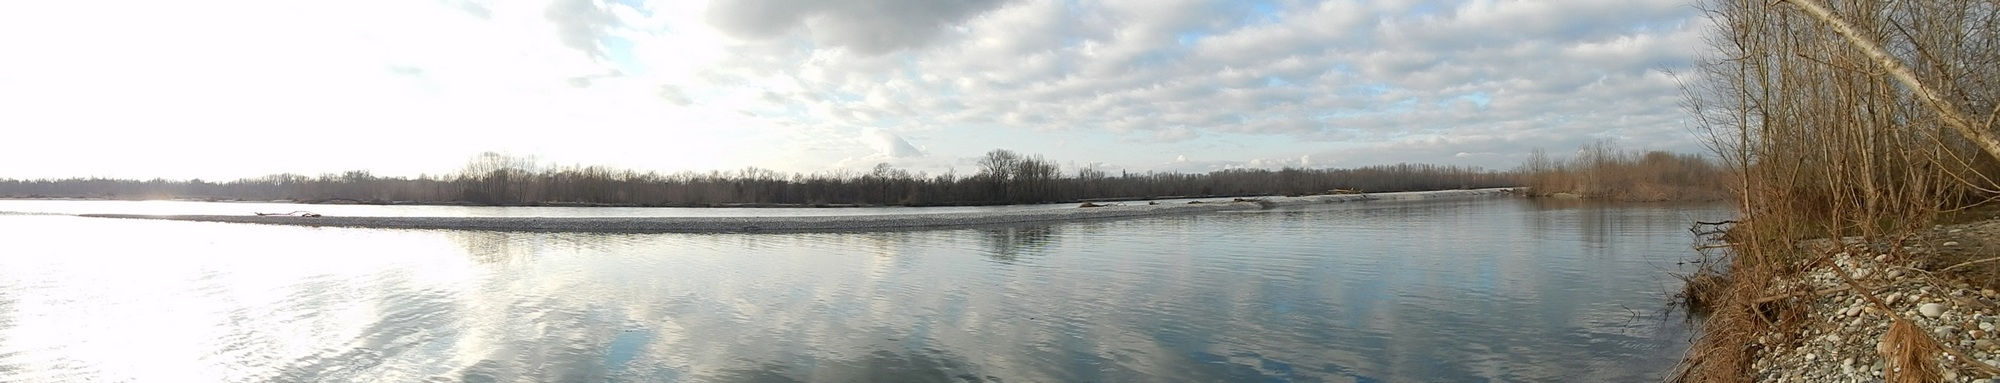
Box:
left=545, top=0, right=618, bottom=58
left=0, top=0, right=1716, bottom=179
left=706, top=0, right=1017, bottom=54
left=866, top=128, right=924, bottom=158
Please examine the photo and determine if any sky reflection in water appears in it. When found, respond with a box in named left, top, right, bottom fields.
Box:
left=0, top=197, right=1729, bottom=382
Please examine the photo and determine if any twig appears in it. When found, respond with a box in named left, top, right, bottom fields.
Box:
left=1753, top=285, right=1854, bottom=305
left=1940, top=256, right=2000, bottom=273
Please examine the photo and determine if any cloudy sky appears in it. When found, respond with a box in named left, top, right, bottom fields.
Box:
left=0, top=0, right=1707, bottom=180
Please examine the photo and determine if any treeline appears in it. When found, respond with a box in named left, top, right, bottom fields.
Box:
left=1516, top=142, right=1730, bottom=201
left=0, top=150, right=1515, bottom=207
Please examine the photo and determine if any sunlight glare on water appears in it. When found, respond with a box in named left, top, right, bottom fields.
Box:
left=0, top=197, right=1729, bottom=382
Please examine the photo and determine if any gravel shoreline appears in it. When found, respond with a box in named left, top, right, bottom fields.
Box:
left=75, top=189, right=1513, bottom=233
left=1751, top=235, right=2000, bottom=382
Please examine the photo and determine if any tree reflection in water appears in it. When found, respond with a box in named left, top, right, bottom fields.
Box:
left=977, top=225, right=1057, bottom=263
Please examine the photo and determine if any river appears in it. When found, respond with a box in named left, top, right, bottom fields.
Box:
left=0, top=196, right=1727, bottom=382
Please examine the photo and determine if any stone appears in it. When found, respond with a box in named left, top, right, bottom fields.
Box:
left=1946, top=241, right=1962, bottom=246
left=1984, top=322, right=1996, bottom=332
left=1827, top=333, right=1844, bottom=342
left=1981, top=339, right=1999, bottom=351
left=1923, top=303, right=1948, bottom=318
left=1886, top=293, right=1901, bottom=306
left=1845, top=306, right=1864, bottom=317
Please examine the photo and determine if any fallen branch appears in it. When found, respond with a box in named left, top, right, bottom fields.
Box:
left=1940, top=256, right=2000, bottom=273
left=1695, top=243, right=1740, bottom=250
left=1775, top=0, right=2000, bottom=163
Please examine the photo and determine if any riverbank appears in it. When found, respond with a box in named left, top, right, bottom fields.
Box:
left=77, top=188, right=1515, bottom=233
left=1694, top=220, right=2000, bottom=382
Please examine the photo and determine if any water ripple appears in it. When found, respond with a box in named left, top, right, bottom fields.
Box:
left=0, top=199, right=1731, bottom=382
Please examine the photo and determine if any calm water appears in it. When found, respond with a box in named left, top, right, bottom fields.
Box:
left=0, top=197, right=1727, bottom=382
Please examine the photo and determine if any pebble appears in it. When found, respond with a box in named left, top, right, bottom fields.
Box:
left=1923, top=303, right=1948, bottom=318
left=1946, top=241, right=1963, bottom=246
left=1747, top=234, right=2000, bottom=383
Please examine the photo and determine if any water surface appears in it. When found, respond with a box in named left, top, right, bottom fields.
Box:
left=0, top=197, right=1726, bottom=381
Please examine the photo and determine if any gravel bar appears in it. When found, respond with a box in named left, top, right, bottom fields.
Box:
left=78, top=188, right=1514, bottom=234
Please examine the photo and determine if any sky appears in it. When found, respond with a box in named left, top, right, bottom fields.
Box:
left=0, top=0, right=1709, bottom=181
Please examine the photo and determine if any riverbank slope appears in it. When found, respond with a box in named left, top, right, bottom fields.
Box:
left=1693, top=220, right=2000, bottom=382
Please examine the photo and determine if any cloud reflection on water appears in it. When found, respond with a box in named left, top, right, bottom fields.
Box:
left=0, top=198, right=1729, bottom=382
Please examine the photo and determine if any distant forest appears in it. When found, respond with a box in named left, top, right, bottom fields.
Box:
left=0, top=150, right=1526, bottom=207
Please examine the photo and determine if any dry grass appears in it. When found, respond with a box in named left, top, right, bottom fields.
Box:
left=1670, top=255, right=1808, bottom=383
left=1879, top=319, right=1944, bottom=383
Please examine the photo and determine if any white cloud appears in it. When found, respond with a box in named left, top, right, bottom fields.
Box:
left=0, top=0, right=1713, bottom=180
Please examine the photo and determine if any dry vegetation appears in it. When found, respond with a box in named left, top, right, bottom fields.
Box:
left=1675, top=0, right=2000, bottom=381
left=1517, top=142, right=1730, bottom=201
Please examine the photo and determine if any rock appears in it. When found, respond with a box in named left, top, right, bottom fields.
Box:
left=1826, top=333, right=1843, bottom=342
left=1922, top=302, right=1948, bottom=318
left=1885, top=293, right=1901, bottom=306
left=1845, top=306, right=1864, bottom=317
left=1946, top=241, right=1962, bottom=246
left=1981, top=339, right=1999, bottom=351
left=1984, top=322, right=1996, bottom=332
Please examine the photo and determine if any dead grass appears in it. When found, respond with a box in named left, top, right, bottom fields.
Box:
left=1880, top=319, right=1945, bottom=383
